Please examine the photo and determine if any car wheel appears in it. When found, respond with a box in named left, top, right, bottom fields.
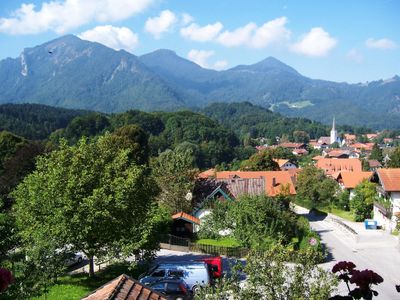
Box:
left=192, top=285, right=200, bottom=295
left=77, top=257, right=83, bottom=263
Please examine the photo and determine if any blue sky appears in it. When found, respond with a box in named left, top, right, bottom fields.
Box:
left=0, top=0, right=399, bottom=83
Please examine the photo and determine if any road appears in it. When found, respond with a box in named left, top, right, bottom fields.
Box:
left=295, top=206, right=400, bottom=299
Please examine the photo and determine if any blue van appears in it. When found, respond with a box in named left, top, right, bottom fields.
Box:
left=139, top=262, right=211, bottom=294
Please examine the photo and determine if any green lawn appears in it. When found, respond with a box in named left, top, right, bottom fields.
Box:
left=320, top=207, right=355, bottom=222
left=293, top=200, right=355, bottom=222
left=30, top=263, right=146, bottom=300
left=196, top=237, right=240, bottom=247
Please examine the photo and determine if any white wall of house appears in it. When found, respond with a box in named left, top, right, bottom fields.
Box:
left=373, top=205, right=392, bottom=230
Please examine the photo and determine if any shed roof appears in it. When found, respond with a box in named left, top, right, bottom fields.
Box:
left=82, top=274, right=168, bottom=300
left=172, top=212, right=201, bottom=225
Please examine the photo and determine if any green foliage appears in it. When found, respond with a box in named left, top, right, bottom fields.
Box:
left=370, top=143, right=383, bottom=162
left=151, top=146, right=198, bottom=213
left=336, top=190, right=351, bottom=211
left=388, top=146, right=400, bottom=168
left=200, top=195, right=299, bottom=250
left=195, top=243, right=337, bottom=300
left=0, top=104, right=88, bottom=140
left=296, top=165, right=339, bottom=209
left=202, top=102, right=329, bottom=142
left=350, top=180, right=377, bottom=221
left=240, top=149, right=280, bottom=171
left=293, top=130, right=310, bottom=143
left=13, top=133, right=159, bottom=282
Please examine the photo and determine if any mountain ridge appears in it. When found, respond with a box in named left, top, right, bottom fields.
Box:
left=0, top=35, right=399, bottom=129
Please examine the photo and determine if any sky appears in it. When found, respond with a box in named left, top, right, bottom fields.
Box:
left=0, top=0, right=399, bottom=83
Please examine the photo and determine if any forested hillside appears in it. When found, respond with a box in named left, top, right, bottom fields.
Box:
left=0, top=103, right=88, bottom=139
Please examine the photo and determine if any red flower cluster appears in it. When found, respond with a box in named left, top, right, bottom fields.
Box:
left=349, top=269, right=384, bottom=289
left=0, top=268, right=13, bottom=292
left=332, top=261, right=356, bottom=273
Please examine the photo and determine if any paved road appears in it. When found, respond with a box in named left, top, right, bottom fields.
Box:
left=295, top=206, right=400, bottom=299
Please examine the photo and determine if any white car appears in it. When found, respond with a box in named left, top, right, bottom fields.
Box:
left=64, top=252, right=84, bottom=267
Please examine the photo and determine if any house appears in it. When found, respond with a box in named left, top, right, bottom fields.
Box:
left=216, top=171, right=296, bottom=197
left=336, top=171, right=373, bottom=199
left=372, top=168, right=400, bottom=231
left=292, top=148, right=309, bottom=156
left=171, top=212, right=201, bottom=236
left=323, top=149, right=350, bottom=159
left=273, top=159, right=298, bottom=170
left=316, top=158, right=362, bottom=176
left=351, top=143, right=374, bottom=152
left=82, top=274, right=168, bottom=300
left=366, top=133, right=379, bottom=140
left=279, top=142, right=307, bottom=150
left=318, top=136, right=331, bottom=146
left=344, top=134, right=356, bottom=144
left=368, top=160, right=382, bottom=171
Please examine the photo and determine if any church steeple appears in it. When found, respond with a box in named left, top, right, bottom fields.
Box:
left=330, top=117, right=337, bottom=144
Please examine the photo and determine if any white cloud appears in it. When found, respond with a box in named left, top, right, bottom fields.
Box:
left=181, top=13, right=194, bottom=26
left=291, top=27, right=337, bottom=57
left=78, top=25, right=138, bottom=52
left=187, top=49, right=215, bottom=68
left=346, top=48, right=363, bottom=63
left=250, top=17, right=291, bottom=48
left=0, top=0, right=153, bottom=35
left=217, top=23, right=256, bottom=47
left=182, top=17, right=290, bottom=49
left=213, top=60, right=229, bottom=70
left=145, top=10, right=177, bottom=39
left=180, top=22, right=223, bottom=42
left=187, top=49, right=228, bottom=70
left=365, top=38, right=397, bottom=49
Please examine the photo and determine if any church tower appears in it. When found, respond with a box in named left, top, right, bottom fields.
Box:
left=330, top=117, right=338, bottom=144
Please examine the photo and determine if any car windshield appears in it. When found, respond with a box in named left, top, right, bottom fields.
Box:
left=151, top=269, right=165, bottom=277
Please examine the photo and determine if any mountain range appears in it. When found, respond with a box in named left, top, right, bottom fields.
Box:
left=0, top=34, right=399, bottom=129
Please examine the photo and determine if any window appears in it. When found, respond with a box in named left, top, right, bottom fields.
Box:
left=168, top=270, right=183, bottom=277
left=166, top=283, right=180, bottom=292
left=151, top=269, right=165, bottom=277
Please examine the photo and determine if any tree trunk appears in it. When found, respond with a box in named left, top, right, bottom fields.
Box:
left=89, top=255, right=95, bottom=277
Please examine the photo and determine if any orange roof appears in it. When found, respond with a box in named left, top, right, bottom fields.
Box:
left=327, top=150, right=349, bottom=158
left=273, top=159, right=292, bottom=168
left=366, top=133, right=378, bottom=139
left=338, top=171, right=373, bottom=189
left=82, top=274, right=168, bottom=300
left=377, top=168, right=400, bottom=192
left=172, top=212, right=201, bottom=225
left=312, top=155, right=324, bottom=160
left=198, top=168, right=216, bottom=179
left=279, top=142, right=305, bottom=149
left=316, top=158, right=362, bottom=175
left=351, top=143, right=374, bottom=151
left=344, top=134, right=356, bottom=141
left=216, top=171, right=296, bottom=196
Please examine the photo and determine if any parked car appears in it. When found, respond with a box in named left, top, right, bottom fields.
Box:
left=148, top=278, right=191, bottom=300
left=64, top=252, right=84, bottom=267
left=140, top=262, right=211, bottom=294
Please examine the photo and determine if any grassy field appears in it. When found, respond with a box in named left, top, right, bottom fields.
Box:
left=31, top=263, right=146, bottom=300
left=195, top=237, right=240, bottom=247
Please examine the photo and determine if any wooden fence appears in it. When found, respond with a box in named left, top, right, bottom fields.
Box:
left=160, top=234, right=248, bottom=258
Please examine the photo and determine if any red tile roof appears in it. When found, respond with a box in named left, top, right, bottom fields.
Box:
left=316, top=158, right=362, bottom=175
left=218, top=177, right=265, bottom=198
left=376, top=168, right=400, bottom=192
left=279, top=142, right=306, bottom=149
left=344, top=134, right=356, bottom=141
left=338, top=171, right=373, bottom=189
left=172, top=212, right=201, bottom=225
left=198, top=168, right=216, bottom=179
left=82, top=274, right=168, bottom=300
left=216, top=171, right=296, bottom=196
